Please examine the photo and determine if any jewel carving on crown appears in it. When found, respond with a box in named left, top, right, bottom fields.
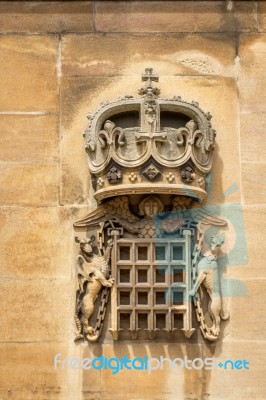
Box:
left=84, top=68, right=216, bottom=203
left=73, top=69, right=229, bottom=344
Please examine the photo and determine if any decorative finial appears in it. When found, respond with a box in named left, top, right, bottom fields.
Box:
left=138, top=68, right=160, bottom=96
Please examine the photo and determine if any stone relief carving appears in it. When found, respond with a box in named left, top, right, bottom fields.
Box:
left=74, top=236, right=114, bottom=342
left=190, top=234, right=229, bottom=340
left=113, top=195, right=185, bottom=239
left=181, top=165, right=195, bottom=183
left=142, top=162, right=161, bottom=181
left=74, top=68, right=229, bottom=343
left=106, top=165, right=122, bottom=184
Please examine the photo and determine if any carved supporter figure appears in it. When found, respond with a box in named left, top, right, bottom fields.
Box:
left=74, top=236, right=114, bottom=341
left=190, top=234, right=229, bottom=339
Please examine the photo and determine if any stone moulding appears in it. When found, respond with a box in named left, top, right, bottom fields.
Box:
left=73, top=68, right=229, bottom=343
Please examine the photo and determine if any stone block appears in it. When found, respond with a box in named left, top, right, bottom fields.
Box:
left=0, top=207, right=73, bottom=279
left=94, top=1, right=257, bottom=33
left=0, top=278, right=73, bottom=342
left=0, top=35, right=58, bottom=112
left=240, top=112, right=266, bottom=163
left=62, top=33, right=236, bottom=78
left=242, top=162, right=266, bottom=205
left=0, top=163, right=59, bottom=206
left=202, top=341, right=266, bottom=400
left=0, top=115, right=59, bottom=162
left=0, top=1, right=93, bottom=33
left=239, top=34, right=266, bottom=113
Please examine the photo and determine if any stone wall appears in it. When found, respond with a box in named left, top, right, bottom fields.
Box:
left=0, top=1, right=265, bottom=399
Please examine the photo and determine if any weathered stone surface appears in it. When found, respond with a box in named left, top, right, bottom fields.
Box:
left=0, top=163, right=59, bottom=206
left=207, top=76, right=240, bottom=205
left=242, top=163, right=266, bottom=205
left=60, top=77, right=113, bottom=206
left=0, top=115, right=59, bottom=162
left=95, top=1, right=257, bottom=33
left=86, top=343, right=202, bottom=400
left=0, top=207, right=73, bottom=279
left=79, top=345, right=102, bottom=397
left=0, top=1, right=93, bottom=33
left=240, top=113, right=266, bottom=163
left=60, top=154, right=89, bottom=206
left=0, top=35, right=58, bottom=112
left=238, top=34, right=266, bottom=113
left=0, top=279, right=72, bottom=342
left=228, top=207, right=266, bottom=280
left=258, top=1, right=266, bottom=32
left=0, top=342, right=84, bottom=400
left=0, top=343, right=65, bottom=400
left=227, top=279, right=266, bottom=341
left=202, top=341, right=266, bottom=400
left=62, top=33, right=236, bottom=77
left=0, top=342, right=101, bottom=400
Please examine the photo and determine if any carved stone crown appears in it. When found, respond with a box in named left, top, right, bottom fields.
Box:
left=84, top=68, right=216, bottom=203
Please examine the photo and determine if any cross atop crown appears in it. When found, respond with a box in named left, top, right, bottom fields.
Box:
left=139, top=68, right=161, bottom=96
left=142, top=68, right=159, bottom=86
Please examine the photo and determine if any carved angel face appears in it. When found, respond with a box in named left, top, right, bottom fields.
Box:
left=139, top=196, right=164, bottom=220
left=143, top=197, right=161, bottom=219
